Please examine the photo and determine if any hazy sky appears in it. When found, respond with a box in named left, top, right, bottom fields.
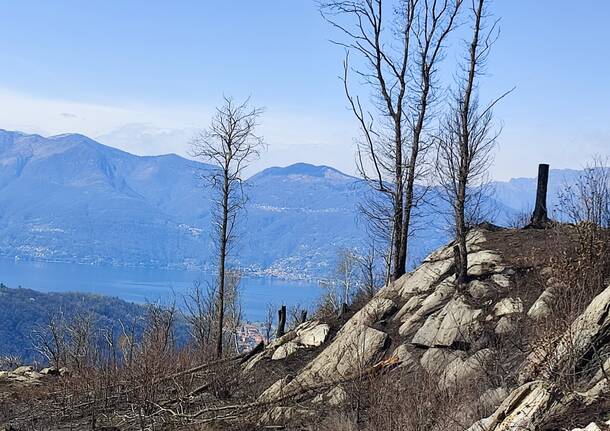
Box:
left=0, top=1, right=609, bottom=180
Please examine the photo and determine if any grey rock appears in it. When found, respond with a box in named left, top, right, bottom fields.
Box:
left=491, top=274, right=511, bottom=289
left=391, top=344, right=420, bottom=373
left=12, top=366, right=33, bottom=375
left=468, top=280, right=496, bottom=300
left=521, top=283, right=610, bottom=383
left=494, top=315, right=519, bottom=336
left=258, top=406, right=313, bottom=426
left=40, top=367, right=60, bottom=376
left=438, top=349, right=495, bottom=390
left=491, top=297, right=523, bottom=317
left=397, top=258, right=454, bottom=298
left=420, top=348, right=467, bottom=376
left=272, top=341, right=301, bottom=360
left=467, top=251, right=505, bottom=277
left=399, top=277, right=456, bottom=336
left=527, top=285, right=559, bottom=320
left=259, top=299, right=394, bottom=402
left=412, top=297, right=482, bottom=348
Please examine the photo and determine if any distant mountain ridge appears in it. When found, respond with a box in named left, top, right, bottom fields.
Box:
left=0, top=129, right=590, bottom=277
left=0, top=129, right=371, bottom=277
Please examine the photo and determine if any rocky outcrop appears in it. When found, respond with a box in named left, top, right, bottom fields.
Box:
left=249, top=227, right=610, bottom=429
left=257, top=297, right=397, bottom=402
left=244, top=320, right=331, bottom=370
left=469, top=284, right=610, bottom=431
left=571, top=422, right=610, bottom=431
left=0, top=365, right=62, bottom=395
left=411, top=296, right=483, bottom=348
left=259, top=321, right=389, bottom=401
left=397, top=276, right=455, bottom=335
left=271, top=321, right=330, bottom=360
left=527, top=283, right=560, bottom=320
left=439, top=348, right=495, bottom=390
left=520, top=283, right=610, bottom=385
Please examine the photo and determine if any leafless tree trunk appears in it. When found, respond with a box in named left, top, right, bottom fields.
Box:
left=321, top=0, right=461, bottom=281
left=263, top=303, right=275, bottom=343
left=276, top=305, right=286, bottom=338
left=190, top=97, right=264, bottom=358
left=434, top=0, right=507, bottom=288
left=530, top=163, right=551, bottom=227
left=336, top=248, right=359, bottom=306
left=223, top=269, right=243, bottom=355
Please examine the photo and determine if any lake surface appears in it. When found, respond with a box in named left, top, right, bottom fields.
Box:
left=0, top=258, right=322, bottom=322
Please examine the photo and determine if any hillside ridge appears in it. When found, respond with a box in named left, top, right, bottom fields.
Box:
left=2, top=226, right=608, bottom=430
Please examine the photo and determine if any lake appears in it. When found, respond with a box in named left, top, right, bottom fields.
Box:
left=0, top=258, right=323, bottom=322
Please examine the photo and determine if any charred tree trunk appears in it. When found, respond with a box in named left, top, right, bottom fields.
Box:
left=530, top=163, right=551, bottom=228
left=215, top=171, right=229, bottom=359
left=392, top=131, right=405, bottom=281
left=276, top=305, right=286, bottom=338
left=300, top=310, right=308, bottom=324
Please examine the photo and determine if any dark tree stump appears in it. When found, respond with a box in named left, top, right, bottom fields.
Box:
left=529, top=163, right=551, bottom=228
left=300, top=310, right=308, bottom=323
left=276, top=305, right=286, bottom=338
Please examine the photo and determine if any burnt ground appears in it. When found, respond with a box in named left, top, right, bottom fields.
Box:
left=0, top=225, right=604, bottom=431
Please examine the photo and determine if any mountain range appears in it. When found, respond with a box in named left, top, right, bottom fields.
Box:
left=0, top=129, right=587, bottom=278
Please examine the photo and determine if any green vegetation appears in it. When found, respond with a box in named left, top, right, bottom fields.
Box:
left=0, top=284, right=147, bottom=363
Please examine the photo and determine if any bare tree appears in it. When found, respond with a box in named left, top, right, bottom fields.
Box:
left=557, top=155, right=610, bottom=230
left=63, top=312, right=97, bottom=372
left=357, top=242, right=384, bottom=299
left=190, top=97, right=264, bottom=358
left=183, top=280, right=217, bottom=356
left=318, top=248, right=361, bottom=316
left=434, top=0, right=506, bottom=288
left=223, top=269, right=243, bottom=354
left=32, top=311, right=97, bottom=372
left=263, top=303, right=275, bottom=343
left=336, top=248, right=360, bottom=306
left=32, top=312, right=68, bottom=369
left=321, top=0, right=461, bottom=281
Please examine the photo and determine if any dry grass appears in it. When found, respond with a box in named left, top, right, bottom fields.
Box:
left=3, top=225, right=609, bottom=430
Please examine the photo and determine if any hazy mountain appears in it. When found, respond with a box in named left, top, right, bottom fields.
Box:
left=0, top=130, right=375, bottom=277
left=0, top=130, right=213, bottom=269
left=0, top=129, right=590, bottom=277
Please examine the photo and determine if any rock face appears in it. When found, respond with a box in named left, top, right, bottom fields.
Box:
left=248, top=227, right=610, bottom=429
left=0, top=365, right=54, bottom=388
left=397, top=276, right=455, bottom=335
left=411, top=296, right=483, bottom=348
left=270, top=321, right=331, bottom=361
left=467, top=284, right=610, bottom=431
left=253, top=228, right=496, bottom=418
left=259, top=298, right=395, bottom=401
left=244, top=320, right=331, bottom=369
left=438, top=348, right=495, bottom=390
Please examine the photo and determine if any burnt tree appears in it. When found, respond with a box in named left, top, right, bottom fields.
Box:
left=276, top=305, right=286, bottom=338
left=190, top=97, right=264, bottom=358
left=530, top=163, right=551, bottom=228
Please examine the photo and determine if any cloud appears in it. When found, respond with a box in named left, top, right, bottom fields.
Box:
left=0, top=88, right=359, bottom=175
left=96, top=123, right=198, bottom=157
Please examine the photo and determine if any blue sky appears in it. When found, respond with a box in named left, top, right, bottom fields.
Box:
left=0, top=1, right=609, bottom=179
